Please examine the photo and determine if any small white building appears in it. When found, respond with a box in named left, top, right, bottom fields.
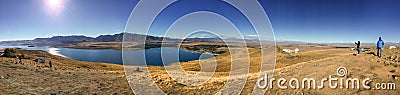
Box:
left=282, top=49, right=292, bottom=54
left=282, top=48, right=300, bottom=55
left=294, top=48, right=300, bottom=53
left=389, top=46, right=397, bottom=49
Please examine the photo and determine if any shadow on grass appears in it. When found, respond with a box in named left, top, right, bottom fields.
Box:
left=366, top=52, right=376, bottom=56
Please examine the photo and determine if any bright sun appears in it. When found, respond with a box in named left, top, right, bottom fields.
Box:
left=45, top=0, right=64, bottom=16
left=47, top=0, right=62, bottom=8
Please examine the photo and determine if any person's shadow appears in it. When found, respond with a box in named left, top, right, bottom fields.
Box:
left=366, top=52, right=376, bottom=56
left=354, top=52, right=377, bottom=56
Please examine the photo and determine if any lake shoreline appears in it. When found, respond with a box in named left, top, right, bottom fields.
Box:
left=0, top=45, right=219, bottom=66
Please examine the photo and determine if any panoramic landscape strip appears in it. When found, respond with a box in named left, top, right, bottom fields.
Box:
left=1, top=0, right=400, bottom=94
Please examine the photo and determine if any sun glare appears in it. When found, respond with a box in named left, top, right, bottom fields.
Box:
left=47, top=0, right=62, bottom=8
left=45, top=0, right=64, bottom=16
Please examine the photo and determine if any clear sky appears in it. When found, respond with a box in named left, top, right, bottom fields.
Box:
left=0, top=0, right=137, bottom=41
left=0, top=0, right=399, bottom=43
left=262, top=0, right=400, bottom=43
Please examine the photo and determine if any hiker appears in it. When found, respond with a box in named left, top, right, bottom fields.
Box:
left=18, top=55, right=22, bottom=64
left=355, top=41, right=361, bottom=55
left=377, top=37, right=385, bottom=58
left=18, top=55, right=23, bottom=64
left=15, top=57, right=19, bottom=64
left=49, top=60, right=53, bottom=71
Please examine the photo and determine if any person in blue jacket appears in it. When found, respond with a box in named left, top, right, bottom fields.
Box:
left=377, top=37, right=384, bottom=58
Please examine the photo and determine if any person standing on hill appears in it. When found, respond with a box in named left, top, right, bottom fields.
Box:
left=49, top=60, right=53, bottom=71
left=355, top=41, right=361, bottom=55
left=18, top=55, right=22, bottom=64
left=377, top=37, right=385, bottom=58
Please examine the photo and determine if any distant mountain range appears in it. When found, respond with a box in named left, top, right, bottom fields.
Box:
left=0, top=33, right=398, bottom=46
left=0, top=33, right=262, bottom=46
left=38, top=33, right=168, bottom=42
left=0, top=33, right=170, bottom=46
left=276, top=41, right=400, bottom=46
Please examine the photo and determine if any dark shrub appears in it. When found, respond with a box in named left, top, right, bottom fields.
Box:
left=3, top=48, right=18, bottom=58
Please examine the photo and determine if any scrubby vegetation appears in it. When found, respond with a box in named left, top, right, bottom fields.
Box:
left=2, top=48, right=18, bottom=58
left=181, top=44, right=228, bottom=54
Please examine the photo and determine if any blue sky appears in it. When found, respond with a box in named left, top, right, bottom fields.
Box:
left=0, top=0, right=136, bottom=41
left=262, top=0, right=400, bottom=43
left=0, top=0, right=399, bottom=43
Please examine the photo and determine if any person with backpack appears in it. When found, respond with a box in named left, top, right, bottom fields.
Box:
left=377, top=37, right=385, bottom=58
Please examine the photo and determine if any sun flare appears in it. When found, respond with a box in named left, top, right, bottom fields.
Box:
left=45, top=0, right=64, bottom=16
left=47, top=0, right=62, bottom=8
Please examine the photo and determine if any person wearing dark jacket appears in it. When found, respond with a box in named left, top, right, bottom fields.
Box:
left=49, top=60, right=53, bottom=71
left=355, top=41, right=361, bottom=54
left=377, top=37, right=384, bottom=58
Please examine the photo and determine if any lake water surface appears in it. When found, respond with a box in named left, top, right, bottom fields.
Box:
left=0, top=46, right=214, bottom=66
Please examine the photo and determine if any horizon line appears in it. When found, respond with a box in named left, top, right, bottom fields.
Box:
left=0, top=32, right=398, bottom=43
